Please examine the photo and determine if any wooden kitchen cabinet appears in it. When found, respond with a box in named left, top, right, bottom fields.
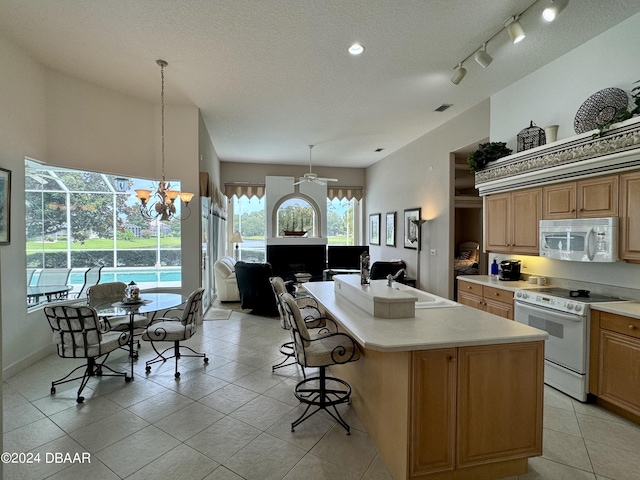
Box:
left=589, top=310, right=640, bottom=421
left=542, top=175, right=619, bottom=219
left=409, top=343, right=544, bottom=478
left=620, top=171, right=640, bottom=262
left=485, top=188, right=541, bottom=255
left=458, top=279, right=514, bottom=320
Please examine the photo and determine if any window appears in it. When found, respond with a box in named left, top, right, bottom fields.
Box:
left=327, top=197, right=359, bottom=245
left=231, top=194, right=266, bottom=262
left=276, top=196, right=318, bottom=237
left=25, top=160, right=183, bottom=302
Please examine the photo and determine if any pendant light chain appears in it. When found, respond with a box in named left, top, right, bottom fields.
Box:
left=160, top=60, right=165, bottom=183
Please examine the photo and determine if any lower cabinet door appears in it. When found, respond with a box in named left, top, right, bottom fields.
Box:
left=457, top=342, right=544, bottom=466
left=484, top=298, right=514, bottom=320
left=599, top=330, right=640, bottom=417
left=410, top=349, right=457, bottom=476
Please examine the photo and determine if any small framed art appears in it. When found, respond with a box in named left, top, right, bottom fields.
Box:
left=0, top=167, right=11, bottom=244
left=385, top=212, right=396, bottom=247
left=369, top=213, right=381, bottom=245
left=403, top=207, right=421, bottom=249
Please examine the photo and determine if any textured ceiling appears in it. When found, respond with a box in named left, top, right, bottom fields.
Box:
left=1, top=0, right=639, bottom=168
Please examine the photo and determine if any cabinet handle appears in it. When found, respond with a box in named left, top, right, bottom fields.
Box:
left=495, top=292, right=500, bottom=296
left=467, top=286, right=472, bottom=289
left=630, top=325, right=636, bottom=330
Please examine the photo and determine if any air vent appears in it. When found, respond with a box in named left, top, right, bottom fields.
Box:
left=435, top=104, right=453, bottom=112
left=375, top=148, right=384, bottom=152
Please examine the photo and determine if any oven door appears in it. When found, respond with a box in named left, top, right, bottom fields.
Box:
left=514, top=301, right=587, bottom=374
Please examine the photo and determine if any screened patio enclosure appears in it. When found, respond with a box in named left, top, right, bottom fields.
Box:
left=25, top=159, right=183, bottom=300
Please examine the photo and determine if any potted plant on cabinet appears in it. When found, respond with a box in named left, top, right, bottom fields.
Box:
left=467, top=142, right=513, bottom=172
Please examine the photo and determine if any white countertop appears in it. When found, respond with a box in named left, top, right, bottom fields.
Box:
left=457, top=275, right=542, bottom=291
left=303, top=281, right=548, bottom=352
left=591, top=302, right=640, bottom=320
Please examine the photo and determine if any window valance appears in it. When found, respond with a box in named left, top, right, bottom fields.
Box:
left=327, top=186, right=363, bottom=201
left=224, top=183, right=266, bottom=200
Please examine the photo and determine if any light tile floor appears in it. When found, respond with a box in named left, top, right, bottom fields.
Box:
left=3, top=307, right=640, bottom=480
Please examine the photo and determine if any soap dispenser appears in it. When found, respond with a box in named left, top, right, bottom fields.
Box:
left=491, top=258, right=499, bottom=278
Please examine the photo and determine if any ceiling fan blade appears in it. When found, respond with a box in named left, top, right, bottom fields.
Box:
left=318, top=177, right=338, bottom=183
left=313, top=179, right=327, bottom=186
left=293, top=178, right=306, bottom=185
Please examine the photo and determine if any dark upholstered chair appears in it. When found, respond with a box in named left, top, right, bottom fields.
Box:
left=235, top=261, right=279, bottom=316
left=370, top=260, right=407, bottom=280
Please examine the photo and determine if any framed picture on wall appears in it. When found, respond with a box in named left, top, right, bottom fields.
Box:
left=0, top=167, right=11, bottom=245
left=369, top=213, right=381, bottom=245
left=404, top=207, right=421, bottom=249
left=386, top=212, right=396, bottom=247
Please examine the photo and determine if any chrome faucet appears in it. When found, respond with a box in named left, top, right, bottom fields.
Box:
left=386, top=269, right=406, bottom=286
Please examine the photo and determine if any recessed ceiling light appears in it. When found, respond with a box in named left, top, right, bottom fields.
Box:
left=348, top=43, right=364, bottom=55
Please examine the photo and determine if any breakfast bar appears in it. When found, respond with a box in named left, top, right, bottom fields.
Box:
left=303, top=276, right=548, bottom=480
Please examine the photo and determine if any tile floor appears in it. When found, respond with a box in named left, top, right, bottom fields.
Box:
left=3, top=306, right=640, bottom=480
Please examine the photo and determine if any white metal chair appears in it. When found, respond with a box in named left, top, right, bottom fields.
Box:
left=87, top=281, right=148, bottom=356
left=44, top=305, right=131, bottom=403
left=269, top=276, right=325, bottom=375
left=281, top=293, right=361, bottom=434
left=142, top=288, right=208, bottom=378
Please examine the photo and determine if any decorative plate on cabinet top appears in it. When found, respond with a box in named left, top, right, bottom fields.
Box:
left=574, top=87, right=629, bottom=134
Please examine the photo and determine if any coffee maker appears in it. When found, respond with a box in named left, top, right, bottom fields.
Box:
left=499, top=259, right=521, bottom=281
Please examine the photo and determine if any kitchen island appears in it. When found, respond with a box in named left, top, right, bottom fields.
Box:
left=303, top=276, right=548, bottom=480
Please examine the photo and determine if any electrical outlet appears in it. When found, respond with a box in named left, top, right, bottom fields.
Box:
left=430, top=249, right=437, bottom=256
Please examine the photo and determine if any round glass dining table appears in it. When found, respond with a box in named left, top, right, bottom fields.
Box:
left=84, top=293, right=186, bottom=379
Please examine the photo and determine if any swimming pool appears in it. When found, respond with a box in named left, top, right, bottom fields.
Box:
left=44, top=267, right=183, bottom=290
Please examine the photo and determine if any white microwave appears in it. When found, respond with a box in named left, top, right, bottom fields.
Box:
left=539, top=217, right=618, bottom=262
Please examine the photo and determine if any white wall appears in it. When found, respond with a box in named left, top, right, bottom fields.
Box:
left=366, top=100, right=490, bottom=298
left=489, top=12, right=640, bottom=291
left=0, top=33, right=209, bottom=376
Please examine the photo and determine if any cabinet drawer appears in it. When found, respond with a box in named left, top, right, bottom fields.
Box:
left=600, top=311, right=640, bottom=340
left=483, top=286, right=514, bottom=304
left=459, top=281, right=482, bottom=297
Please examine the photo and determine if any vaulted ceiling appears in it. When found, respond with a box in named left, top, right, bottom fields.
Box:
left=1, top=1, right=639, bottom=168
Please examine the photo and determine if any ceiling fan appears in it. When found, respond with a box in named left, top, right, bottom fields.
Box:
left=293, top=145, right=338, bottom=186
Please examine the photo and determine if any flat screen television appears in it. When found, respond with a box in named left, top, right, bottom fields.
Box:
left=267, top=244, right=327, bottom=281
left=327, top=245, right=369, bottom=270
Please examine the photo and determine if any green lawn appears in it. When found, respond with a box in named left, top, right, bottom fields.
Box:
left=26, top=238, right=181, bottom=250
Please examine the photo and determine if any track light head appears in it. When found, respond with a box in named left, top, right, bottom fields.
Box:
left=474, top=44, right=493, bottom=68
left=505, top=16, right=526, bottom=44
left=451, top=63, right=467, bottom=85
left=543, top=0, right=568, bottom=21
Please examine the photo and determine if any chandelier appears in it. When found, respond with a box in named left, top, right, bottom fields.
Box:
left=135, top=60, right=194, bottom=221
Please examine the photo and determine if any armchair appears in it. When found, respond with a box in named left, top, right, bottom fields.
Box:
left=214, top=256, right=240, bottom=302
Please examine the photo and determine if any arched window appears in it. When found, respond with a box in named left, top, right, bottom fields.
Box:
left=274, top=195, right=319, bottom=237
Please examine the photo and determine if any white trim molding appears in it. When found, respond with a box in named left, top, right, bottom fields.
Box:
left=476, top=117, right=640, bottom=195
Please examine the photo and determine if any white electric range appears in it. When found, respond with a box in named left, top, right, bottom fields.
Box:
left=514, top=287, right=626, bottom=401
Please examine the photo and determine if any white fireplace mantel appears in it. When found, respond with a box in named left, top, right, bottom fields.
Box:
left=475, top=116, right=640, bottom=196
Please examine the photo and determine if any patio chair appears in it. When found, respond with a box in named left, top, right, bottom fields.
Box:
left=44, top=304, right=131, bottom=403
left=36, top=268, right=72, bottom=299
left=74, top=265, right=103, bottom=299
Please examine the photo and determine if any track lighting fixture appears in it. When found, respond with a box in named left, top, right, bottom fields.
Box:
left=505, top=16, right=526, bottom=44
left=474, top=43, right=493, bottom=68
left=451, top=63, right=467, bottom=85
left=542, top=0, right=568, bottom=22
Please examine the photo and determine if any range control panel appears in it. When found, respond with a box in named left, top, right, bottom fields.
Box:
left=514, top=290, right=585, bottom=314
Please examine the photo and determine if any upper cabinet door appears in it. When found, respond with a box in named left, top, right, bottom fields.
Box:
left=620, top=171, right=640, bottom=262
left=577, top=175, right=619, bottom=218
left=485, top=193, right=510, bottom=253
left=543, top=183, right=576, bottom=219
left=511, top=188, right=542, bottom=255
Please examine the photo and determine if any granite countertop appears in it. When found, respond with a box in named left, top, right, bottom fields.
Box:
left=303, top=281, right=548, bottom=352
left=591, top=302, right=640, bottom=320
